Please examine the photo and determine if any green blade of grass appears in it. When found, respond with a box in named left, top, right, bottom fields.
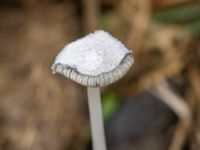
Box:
left=102, top=92, right=120, bottom=121
left=152, top=5, right=200, bottom=23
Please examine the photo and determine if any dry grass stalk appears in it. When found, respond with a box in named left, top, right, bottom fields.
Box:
left=151, top=81, right=192, bottom=150
left=82, top=0, right=100, bottom=33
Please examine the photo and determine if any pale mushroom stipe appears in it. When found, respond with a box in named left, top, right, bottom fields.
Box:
left=51, top=30, right=134, bottom=150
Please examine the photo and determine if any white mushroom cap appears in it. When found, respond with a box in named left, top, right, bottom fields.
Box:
left=52, top=30, right=134, bottom=87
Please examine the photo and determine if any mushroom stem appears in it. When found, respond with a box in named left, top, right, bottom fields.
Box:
left=87, top=87, right=107, bottom=150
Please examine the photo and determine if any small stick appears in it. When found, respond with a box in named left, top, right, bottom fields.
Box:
left=87, top=87, right=107, bottom=150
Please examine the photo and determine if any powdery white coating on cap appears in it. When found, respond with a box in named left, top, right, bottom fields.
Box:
left=54, top=30, right=130, bottom=76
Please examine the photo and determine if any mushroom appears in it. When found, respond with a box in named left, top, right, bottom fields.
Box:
left=51, top=30, right=134, bottom=150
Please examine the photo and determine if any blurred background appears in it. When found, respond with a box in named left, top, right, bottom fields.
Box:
left=0, top=0, right=200, bottom=150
